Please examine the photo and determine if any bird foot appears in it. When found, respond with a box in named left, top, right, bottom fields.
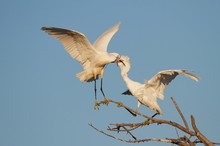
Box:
left=116, top=102, right=123, bottom=107
left=103, top=97, right=109, bottom=106
left=94, top=101, right=100, bottom=110
left=143, top=120, right=151, bottom=125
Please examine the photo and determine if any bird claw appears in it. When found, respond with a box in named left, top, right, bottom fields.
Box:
left=94, top=101, right=100, bottom=110
left=116, top=102, right=123, bottom=107
left=143, top=120, right=151, bottom=125
left=103, top=97, right=109, bottom=106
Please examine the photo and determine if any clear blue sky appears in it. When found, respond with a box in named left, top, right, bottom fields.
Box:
left=1, top=0, right=220, bottom=146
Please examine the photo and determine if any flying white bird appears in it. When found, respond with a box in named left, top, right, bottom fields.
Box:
left=117, top=56, right=200, bottom=116
left=42, top=22, right=122, bottom=108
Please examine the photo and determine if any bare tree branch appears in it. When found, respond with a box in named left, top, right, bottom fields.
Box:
left=108, top=120, right=150, bottom=133
left=171, top=97, right=189, bottom=129
left=90, top=123, right=185, bottom=144
left=90, top=97, right=220, bottom=145
left=98, top=99, right=196, bottom=136
left=191, top=115, right=214, bottom=146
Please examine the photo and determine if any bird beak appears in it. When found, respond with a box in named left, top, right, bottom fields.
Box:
left=114, top=56, right=125, bottom=66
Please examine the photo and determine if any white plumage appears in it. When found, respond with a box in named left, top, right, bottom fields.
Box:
left=118, top=56, right=200, bottom=115
left=42, top=23, right=121, bottom=105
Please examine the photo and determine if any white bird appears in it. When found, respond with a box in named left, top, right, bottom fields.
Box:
left=41, top=22, right=121, bottom=108
left=117, top=56, right=200, bottom=116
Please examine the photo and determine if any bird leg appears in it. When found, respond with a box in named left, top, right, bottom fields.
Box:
left=151, top=112, right=159, bottom=118
left=95, top=80, right=97, bottom=100
left=135, top=101, right=141, bottom=113
left=100, top=78, right=106, bottom=98
left=143, top=113, right=159, bottom=123
left=94, top=80, right=100, bottom=110
left=100, top=78, right=109, bottom=105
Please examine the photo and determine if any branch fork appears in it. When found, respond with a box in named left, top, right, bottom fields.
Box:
left=90, top=97, right=219, bottom=145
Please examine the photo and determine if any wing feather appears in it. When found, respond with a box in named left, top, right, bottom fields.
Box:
left=93, top=22, right=120, bottom=52
left=41, top=27, right=99, bottom=69
left=146, top=70, right=200, bottom=100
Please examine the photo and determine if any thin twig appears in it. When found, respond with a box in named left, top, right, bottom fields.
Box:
left=89, top=123, right=182, bottom=144
left=98, top=99, right=150, bottom=118
left=108, top=126, right=140, bottom=132
left=121, top=126, right=137, bottom=140
left=175, top=128, right=180, bottom=138
left=108, top=121, right=149, bottom=132
left=171, top=97, right=189, bottom=129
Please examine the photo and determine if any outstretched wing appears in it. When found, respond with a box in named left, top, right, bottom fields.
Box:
left=42, top=27, right=99, bottom=69
left=145, top=70, right=200, bottom=100
left=93, top=22, right=120, bottom=52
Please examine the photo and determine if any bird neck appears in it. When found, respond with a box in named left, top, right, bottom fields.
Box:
left=121, top=71, right=137, bottom=91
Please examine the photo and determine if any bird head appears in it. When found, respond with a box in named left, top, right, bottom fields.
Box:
left=109, top=53, right=125, bottom=66
left=117, top=56, right=129, bottom=66
left=114, top=55, right=126, bottom=66
left=116, top=56, right=131, bottom=73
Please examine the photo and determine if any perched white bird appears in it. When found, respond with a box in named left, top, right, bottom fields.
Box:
left=42, top=23, right=121, bottom=108
left=117, top=56, right=200, bottom=115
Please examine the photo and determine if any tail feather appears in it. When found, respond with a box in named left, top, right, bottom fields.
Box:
left=122, top=89, right=132, bottom=95
left=76, top=71, right=97, bottom=82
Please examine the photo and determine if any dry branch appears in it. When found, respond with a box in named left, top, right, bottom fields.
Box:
left=90, top=97, right=220, bottom=145
left=171, top=97, right=189, bottom=129
left=90, top=123, right=181, bottom=144
left=191, top=115, right=214, bottom=146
